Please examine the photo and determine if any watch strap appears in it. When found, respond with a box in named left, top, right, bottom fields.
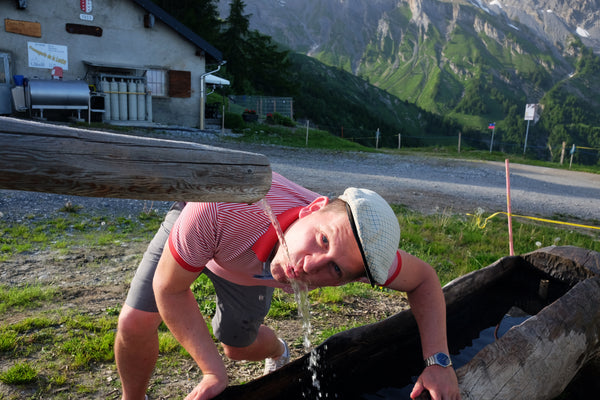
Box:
left=424, top=352, right=452, bottom=368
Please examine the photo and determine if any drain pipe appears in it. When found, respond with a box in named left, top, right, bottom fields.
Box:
left=200, top=60, right=226, bottom=130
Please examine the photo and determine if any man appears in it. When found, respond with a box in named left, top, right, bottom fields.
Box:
left=115, top=172, right=460, bottom=400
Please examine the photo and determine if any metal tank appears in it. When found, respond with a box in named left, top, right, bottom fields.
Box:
left=28, top=79, right=90, bottom=108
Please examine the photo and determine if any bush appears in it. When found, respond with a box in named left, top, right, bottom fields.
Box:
left=266, top=112, right=295, bottom=127
left=224, top=112, right=245, bottom=130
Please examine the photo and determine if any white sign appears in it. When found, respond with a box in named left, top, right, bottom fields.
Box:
left=80, top=14, right=94, bottom=21
left=524, top=103, right=537, bottom=121
left=28, top=42, right=68, bottom=70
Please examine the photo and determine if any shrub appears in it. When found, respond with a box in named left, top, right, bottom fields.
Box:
left=224, top=112, right=245, bottom=130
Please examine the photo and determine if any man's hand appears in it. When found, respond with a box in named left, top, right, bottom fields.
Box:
left=410, top=366, right=461, bottom=400
left=184, top=373, right=229, bottom=400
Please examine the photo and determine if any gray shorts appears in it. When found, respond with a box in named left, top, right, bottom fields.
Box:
left=125, top=202, right=274, bottom=347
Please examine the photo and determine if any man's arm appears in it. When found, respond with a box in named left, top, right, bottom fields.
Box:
left=153, top=245, right=228, bottom=400
left=386, top=250, right=460, bottom=400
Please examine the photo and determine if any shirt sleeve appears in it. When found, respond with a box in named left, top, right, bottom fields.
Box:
left=382, top=251, right=402, bottom=287
left=168, top=202, right=219, bottom=273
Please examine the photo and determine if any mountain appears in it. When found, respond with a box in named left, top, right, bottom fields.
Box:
left=217, top=0, right=600, bottom=162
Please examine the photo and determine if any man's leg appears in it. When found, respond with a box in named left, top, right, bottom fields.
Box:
left=202, top=269, right=289, bottom=372
left=221, top=324, right=284, bottom=361
left=116, top=202, right=185, bottom=399
left=115, top=305, right=162, bottom=400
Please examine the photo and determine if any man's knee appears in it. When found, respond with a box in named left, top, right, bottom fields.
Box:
left=117, top=304, right=162, bottom=338
left=221, top=343, right=251, bottom=360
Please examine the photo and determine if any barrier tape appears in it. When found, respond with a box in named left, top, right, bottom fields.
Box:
left=575, top=146, right=600, bottom=151
left=467, top=211, right=600, bottom=231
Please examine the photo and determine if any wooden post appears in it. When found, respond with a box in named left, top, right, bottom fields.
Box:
left=398, top=133, right=401, bottom=149
left=0, top=117, right=271, bottom=203
left=560, top=141, right=566, bottom=165
left=458, top=132, right=462, bottom=153
left=570, top=144, right=575, bottom=168
left=305, top=120, right=309, bottom=146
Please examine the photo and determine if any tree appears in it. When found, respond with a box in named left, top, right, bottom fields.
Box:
left=220, top=0, right=253, bottom=92
left=152, top=0, right=222, bottom=45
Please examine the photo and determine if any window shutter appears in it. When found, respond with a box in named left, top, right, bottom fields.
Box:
left=168, top=70, right=191, bottom=98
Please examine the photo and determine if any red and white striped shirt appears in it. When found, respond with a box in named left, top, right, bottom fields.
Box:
left=168, top=172, right=320, bottom=288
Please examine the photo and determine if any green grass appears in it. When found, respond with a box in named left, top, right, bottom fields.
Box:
left=0, top=362, right=38, bottom=385
left=0, top=209, right=163, bottom=262
left=0, top=285, right=58, bottom=314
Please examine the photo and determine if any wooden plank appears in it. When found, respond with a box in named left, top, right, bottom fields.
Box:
left=5, top=18, right=42, bottom=38
left=0, top=117, right=271, bottom=203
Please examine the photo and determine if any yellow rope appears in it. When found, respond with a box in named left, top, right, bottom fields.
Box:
left=467, top=211, right=600, bottom=231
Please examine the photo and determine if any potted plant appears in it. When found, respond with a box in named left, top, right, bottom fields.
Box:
left=242, top=109, right=259, bottom=122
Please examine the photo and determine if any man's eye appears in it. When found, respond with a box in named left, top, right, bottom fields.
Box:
left=322, top=235, right=329, bottom=245
left=332, top=263, right=342, bottom=278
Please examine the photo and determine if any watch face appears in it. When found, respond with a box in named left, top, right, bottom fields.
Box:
left=435, top=353, right=451, bottom=367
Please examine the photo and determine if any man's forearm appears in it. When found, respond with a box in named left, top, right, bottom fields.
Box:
left=155, top=286, right=227, bottom=380
left=406, top=266, right=449, bottom=358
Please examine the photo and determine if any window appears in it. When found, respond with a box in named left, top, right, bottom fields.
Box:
left=146, top=69, right=166, bottom=97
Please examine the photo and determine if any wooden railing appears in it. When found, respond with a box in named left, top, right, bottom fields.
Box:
left=0, top=117, right=271, bottom=203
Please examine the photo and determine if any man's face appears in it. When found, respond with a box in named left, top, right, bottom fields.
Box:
left=270, top=198, right=364, bottom=287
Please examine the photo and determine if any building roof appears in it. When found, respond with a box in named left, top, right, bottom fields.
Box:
left=131, top=0, right=223, bottom=63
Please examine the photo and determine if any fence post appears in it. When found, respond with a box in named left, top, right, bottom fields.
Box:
left=398, top=133, right=401, bottom=149
left=560, top=141, right=566, bottom=165
left=375, top=128, right=380, bottom=149
left=458, top=132, right=462, bottom=153
left=305, top=120, right=309, bottom=146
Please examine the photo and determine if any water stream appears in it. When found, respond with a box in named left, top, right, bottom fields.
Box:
left=257, top=199, right=321, bottom=393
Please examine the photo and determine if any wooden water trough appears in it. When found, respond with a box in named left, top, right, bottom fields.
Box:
left=214, top=246, right=600, bottom=400
left=0, top=116, right=271, bottom=203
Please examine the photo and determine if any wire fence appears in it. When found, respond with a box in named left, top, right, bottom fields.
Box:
left=229, top=95, right=293, bottom=119
left=306, top=125, right=600, bottom=166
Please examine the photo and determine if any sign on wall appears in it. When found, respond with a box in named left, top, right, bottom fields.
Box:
left=27, top=42, right=68, bottom=70
left=80, top=0, right=92, bottom=13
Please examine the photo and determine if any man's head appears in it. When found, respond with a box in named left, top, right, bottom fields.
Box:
left=270, top=189, right=400, bottom=287
left=339, top=188, right=401, bottom=286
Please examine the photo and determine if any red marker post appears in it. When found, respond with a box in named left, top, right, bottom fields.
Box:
left=505, top=159, right=514, bottom=256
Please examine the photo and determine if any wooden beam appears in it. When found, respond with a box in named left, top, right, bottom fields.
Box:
left=0, top=117, right=271, bottom=203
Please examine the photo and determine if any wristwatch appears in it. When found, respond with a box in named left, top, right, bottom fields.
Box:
left=424, top=352, right=452, bottom=368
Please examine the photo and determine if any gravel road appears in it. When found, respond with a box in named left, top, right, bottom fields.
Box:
left=1, top=128, right=599, bottom=223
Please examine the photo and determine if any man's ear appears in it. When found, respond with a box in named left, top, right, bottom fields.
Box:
left=298, top=196, right=330, bottom=218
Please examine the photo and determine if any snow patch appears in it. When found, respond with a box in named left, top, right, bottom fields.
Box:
left=508, top=23, right=520, bottom=31
left=470, top=0, right=491, bottom=14
left=577, top=26, right=591, bottom=38
left=490, top=0, right=502, bottom=9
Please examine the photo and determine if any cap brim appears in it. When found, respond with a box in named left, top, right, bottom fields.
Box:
left=345, top=202, right=376, bottom=287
